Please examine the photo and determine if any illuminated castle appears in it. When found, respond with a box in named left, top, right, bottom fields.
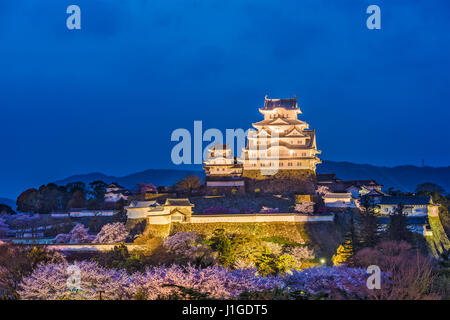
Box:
left=241, top=95, right=321, bottom=173
left=203, top=95, right=321, bottom=193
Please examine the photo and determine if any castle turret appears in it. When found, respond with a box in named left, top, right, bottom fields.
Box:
left=203, top=144, right=245, bottom=194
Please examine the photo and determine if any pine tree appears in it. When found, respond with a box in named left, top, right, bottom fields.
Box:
left=112, top=198, right=127, bottom=223
left=358, top=198, right=380, bottom=248
left=332, top=211, right=359, bottom=266
left=386, top=203, right=413, bottom=243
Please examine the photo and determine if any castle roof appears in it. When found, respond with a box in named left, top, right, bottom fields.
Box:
left=364, top=189, right=386, bottom=197
left=208, top=144, right=230, bottom=151
left=263, top=96, right=298, bottom=110
left=253, top=118, right=305, bottom=127
left=127, top=200, right=159, bottom=208
left=317, top=173, right=338, bottom=183
left=164, top=198, right=194, bottom=207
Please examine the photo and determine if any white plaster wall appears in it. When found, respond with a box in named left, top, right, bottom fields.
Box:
left=188, top=214, right=333, bottom=224
left=126, top=208, right=151, bottom=219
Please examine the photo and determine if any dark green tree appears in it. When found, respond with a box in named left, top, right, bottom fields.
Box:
left=333, top=211, right=360, bottom=266
left=206, top=229, right=236, bottom=266
left=66, top=190, right=86, bottom=209
left=415, top=182, right=446, bottom=195
left=95, top=243, right=144, bottom=274
left=112, top=198, right=128, bottom=223
left=36, top=183, right=60, bottom=213
left=16, top=189, right=40, bottom=213
left=65, top=182, right=86, bottom=194
left=386, top=203, right=413, bottom=243
left=57, top=185, right=71, bottom=210
left=87, top=198, right=98, bottom=210
left=89, top=180, right=108, bottom=205
left=358, top=198, right=380, bottom=248
left=0, top=204, right=15, bottom=215
left=345, top=211, right=360, bottom=265
left=174, top=175, right=202, bottom=196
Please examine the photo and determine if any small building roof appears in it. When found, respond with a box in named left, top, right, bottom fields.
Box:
left=323, top=193, right=352, bottom=199
left=317, top=173, right=338, bottom=183
left=364, top=189, right=386, bottom=197
left=128, top=200, right=159, bottom=208
left=106, top=189, right=130, bottom=195
left=164, top=198, right=194, bottom=207
left=341, top=180, right=381, bottom=188
left=107, top=182, right=123, bottom=188
left=378, top=196, right=432, bottom=206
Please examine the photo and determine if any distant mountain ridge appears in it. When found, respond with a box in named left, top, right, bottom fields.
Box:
left=54, top=169, right=205, bottom=191
left=317, top=161, right=450, bottom=192
left=19, top=161, right=450, bottom=197
left=0, top=197, right=16, bottom=210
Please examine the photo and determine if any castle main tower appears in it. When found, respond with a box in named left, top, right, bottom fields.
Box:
left=241, top=95, right=321, bottom=174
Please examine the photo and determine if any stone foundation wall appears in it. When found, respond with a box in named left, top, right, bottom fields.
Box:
left=243, top=169, right=317, bottom=194
left=170, top=222, right=310, bottom=243
left=206, top=185, right=246, bottom=196
left=133, top=219, right=344, bottom=258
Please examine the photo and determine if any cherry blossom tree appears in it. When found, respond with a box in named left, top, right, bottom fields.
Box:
left=285, top=266, right=372, bottom=299
left=163, top=232, right=215, bottom=266
left=0, top=245, right=66, bottom=299
left=260, top=206, right=279, bottom=213
left=18, top=261, right=131, bottom=300
left=54, top=233, right=71, bottom=244
left=163, top=232, right=200, bottom=253
left=69, top=224, right=91, bottom=243
left=283, top=246, right=315, bottom=268
left=18, top=262, right=283, bottom=300
left=294, top=202, right=315, bottom=215
left=316, top=185, right=331, bottom=196
left=134, top=183, right=157, bottom=194
left=18, top=261, right=400, bottom=300
left=353, top=241, right=439, bottom=300
left=54, top=224, right=91, bottom=244
left=128, top=264, right=283, bottom=300
left=94, top=223, right=129, bottom=244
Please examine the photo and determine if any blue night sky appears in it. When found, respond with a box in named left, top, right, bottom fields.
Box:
left=0, top=0, right=449, bottom=199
